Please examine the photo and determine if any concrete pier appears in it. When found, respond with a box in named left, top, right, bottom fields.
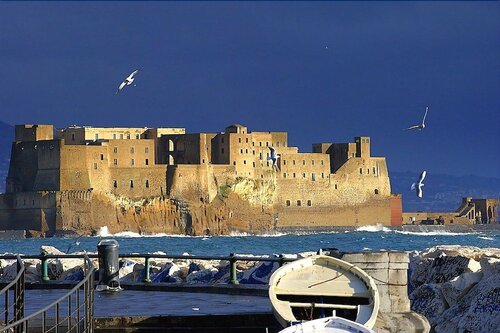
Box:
left=341, top=251, right=430, bottom=333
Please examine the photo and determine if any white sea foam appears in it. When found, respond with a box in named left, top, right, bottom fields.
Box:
left=478, top=236, right=495, bottom=241
left=394, top=230, right=479, bottom=236
left=227, top=231, right=287, bottom=237
left=355, top=224, right=390, bottom=232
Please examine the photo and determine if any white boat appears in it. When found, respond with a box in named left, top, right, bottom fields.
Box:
left=278, top=316, right=375, bottom=333
left=269, top=255, right=379, bottom=329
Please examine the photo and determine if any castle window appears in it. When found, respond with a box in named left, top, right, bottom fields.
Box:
left=259, top=152, right=263, bottom=159
left=135, top=134, right=140, bottom=139
left=311, top=173, right=315, bottom=181
left=283, top=160, right=287, bottom=165
left=113, top=158, right=117, bottom=165
left=130, top=180, right=134, bottom=188
left=113, top=180, right=117, bottom=188
left=297, top=200, right=301, bottom=206
left=302, top=160, right=306, bottom=165
left=244, top=160, right=246, bottom=165
left=113, top=134, right=117, bottom=139
left=233, top=161, right=236, bottom=166
left=120, top=134, right=124, bottom=139
left=253, top=162, right=255, bottom=167
left=130, top=147, right=135, bottom=153
left=261, top=175, right=264, bottom=178
left=221, top=148, right=224, bottom=154
left=113, top=147, right=117, bottom=153
left=321, top=173, right=324, bottom=178
left=293, top=160, right=296, bottom=165
left=373, top=167, right=376, bottom=174
left=335, top=184, right=338, bottom=190
left=95, top=133, right=98, bottom=140
left=145, top=180, right=150, bottom=188
left=293, top=173, right=296, bottom=178
left=302, top=173, right=306, bottom=178
left=71, top=133, right=75, bottom=141
left=286, top=200, right=290, bottom=206
left=145, top=158, right=149, bottom=165
left=221, top=137, right=224, bottom=143
left=321, top=160, right=324, bottom=165
left=94, top=163, right=97, bottom=170
left=359, top=168, right=363, bottom=174
left=245, top=149, right=248, bottom=154
left=283, top=173, right=286, bottom=178
left=239, top=138, right=242, bottom=143
left=131, top=159, right=135, bottom=166
left=240, top=149, right=243, bottom=154
left=145, top=147, right=149, bottom=153
left=202, top=159, right=205, bottom=163
left=259, top=142, right=262, bottom=147
left=267, top=161, right=270, bottom=167
left=252, top=141, right=255, bottom=146
left=312, top=160, right=315, bottom=165
left=127, top=133, right=131, bottom=139
left=100, top=154, right=104, bottom=160
left=246, top=138, right=248, bottom=143
left=266, top=142, right=269, bottom=147
left=307, top=200, right=312, bottom=207
left=375, top=189, right=379, bottom=195
left=252, top=150, right=255, bottom=155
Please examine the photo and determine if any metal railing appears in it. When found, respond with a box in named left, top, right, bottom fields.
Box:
left=0, top=255, right=25, bottom=332
left=0, top=252, right=294, bottom=286
left=0, top=254, right=95, bottom=333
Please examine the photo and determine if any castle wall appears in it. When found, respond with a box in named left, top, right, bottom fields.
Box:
left=0, top=192, right=56, bottom=231
left=15, top=125, right=54, bottom=142
left=6, top=140, right=60, bottom=193
left=276, top=197, right=392, bottom=227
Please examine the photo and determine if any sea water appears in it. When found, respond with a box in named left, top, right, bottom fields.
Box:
left=0, top=226, right=498, bottom=256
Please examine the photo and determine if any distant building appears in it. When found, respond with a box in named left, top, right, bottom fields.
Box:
left=0, top=123, right=403, bottom=234
left=402, top=197, right=499, bottom=225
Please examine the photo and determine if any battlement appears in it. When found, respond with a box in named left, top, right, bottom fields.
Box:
left=15, top=124, right=54, bottom=142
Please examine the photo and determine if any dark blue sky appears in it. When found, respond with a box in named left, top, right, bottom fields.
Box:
left=1, top=2, right=499, bottom=177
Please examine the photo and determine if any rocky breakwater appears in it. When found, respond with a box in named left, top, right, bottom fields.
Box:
left=409, top=245, right=500, bottom=333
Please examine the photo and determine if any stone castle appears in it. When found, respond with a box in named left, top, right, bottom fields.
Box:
left=0, top=123, right=403, bottom=235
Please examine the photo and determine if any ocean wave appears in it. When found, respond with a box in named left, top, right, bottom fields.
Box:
left=478, top=236, right=495, bottom=241
left=227, top=231, right=287, bottom=237
left=394, top=230, right=479, bottom=236
left=355, top=224, right=391, bottom=232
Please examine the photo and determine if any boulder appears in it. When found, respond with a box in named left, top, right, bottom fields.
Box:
left=425, top=255, right=480, bottom=284
left=410, top=258, right=433, bottom=289
left=410, top=283, right=448, bottom=326
left=456, top=274, right=500, bottom=333
left=239, top=261, right=279, bottom=284
left=441, top=271, right=483, bottom=306
left=479, top=257, right=500, bottom=276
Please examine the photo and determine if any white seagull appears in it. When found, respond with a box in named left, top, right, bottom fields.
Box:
left=411, top=170, right=427, bottom=198
left=116, top=69, right=140, bottom=94
left=405, top=106, right=429, bottom=131
left=267, top=147, right=280, bottom=168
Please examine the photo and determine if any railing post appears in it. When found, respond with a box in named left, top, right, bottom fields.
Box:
left=279, top=254, right=285, bottom=267
left=143, top=257, right=151, bottom=283
left=41, top=254, right=50, bottom=282
left=229, top=253, right=239, bottom=285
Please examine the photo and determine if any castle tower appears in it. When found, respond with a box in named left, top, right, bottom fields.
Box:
left=355, top=136, right=371, bottom=158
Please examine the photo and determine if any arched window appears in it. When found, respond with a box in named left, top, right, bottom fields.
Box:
left=374, top=189, right=379, bottom=195
left=145, top=180, right=150, bottom=188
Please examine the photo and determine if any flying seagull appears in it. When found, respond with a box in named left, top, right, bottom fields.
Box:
left=116, top=69, right=140, bottom=94
left=411, top=170, right=427, bottom=198
left=267, top=147, right=280, bottom=168
left=405, top=107, right=429, bottom=131
left=66, top=235, right=83, bottom=254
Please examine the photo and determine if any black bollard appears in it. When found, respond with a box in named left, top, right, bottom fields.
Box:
left=96, top=239, right=121, bottom=291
